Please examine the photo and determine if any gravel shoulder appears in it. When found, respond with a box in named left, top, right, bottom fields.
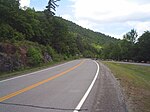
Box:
left=92, top=61, right=128, bottom=112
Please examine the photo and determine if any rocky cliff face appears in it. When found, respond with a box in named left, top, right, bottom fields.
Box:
left=0, top=43, right=22, bottom=72
left=0, top=42, right=52, bottom=72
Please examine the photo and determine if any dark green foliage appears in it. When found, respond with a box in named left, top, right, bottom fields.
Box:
left=46, top=45, right=63, bottom=61
left=27, top=47, right=43, bottom=66
left=101, top=30, right=150, bottom=62
left=0, top=23, right=24, bottom=41
left=46, top=45, right=56, bottom=58
left=123, top=29, right=138, bottom=44
left=0, top=0, right=116, bottom=61
left=136, top=31, right=150, bottom=62
left=59, top=17, right=117, bottom=45
left=119, top=40, right=133, bottom=60
left=0, top=0, right=149, bottom=73
left=51, top=17, right=69, bottom=53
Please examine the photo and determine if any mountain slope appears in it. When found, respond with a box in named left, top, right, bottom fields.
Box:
left=57, top=17, right=118, bottom=45
left=0, top=0, right=118, bottom=72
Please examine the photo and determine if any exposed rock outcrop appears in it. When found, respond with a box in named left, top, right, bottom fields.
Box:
left=0, top=42, right=52, bottom=72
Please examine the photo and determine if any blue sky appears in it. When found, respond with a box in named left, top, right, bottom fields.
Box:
left=29, top=0, right=73, bottom=17
left=20, top=0, right=150, bottom=39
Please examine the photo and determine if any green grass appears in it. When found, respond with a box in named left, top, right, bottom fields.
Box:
left=102, top=61, right=150, bottom=112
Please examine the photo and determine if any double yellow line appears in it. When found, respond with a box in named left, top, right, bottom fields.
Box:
left=0, top=61, right=84, bottom=102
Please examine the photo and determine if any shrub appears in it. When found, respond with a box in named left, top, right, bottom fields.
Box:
left=0, top=23, right=25, bottom=41
left=27, top=47, right=43, bottom=66
left=53, top=53, right=64, bottom=62
left=46, top=45, right=56, bottom=59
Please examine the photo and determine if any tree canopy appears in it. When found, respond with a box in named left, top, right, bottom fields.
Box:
left=0, top=0, right=149, bottom=72
left=123, top=29, right=138, bottom=44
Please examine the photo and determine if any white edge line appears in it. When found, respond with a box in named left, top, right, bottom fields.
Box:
left=73, top=60, right=100, bottom=112
left=0, top=60, right=76, bottom=83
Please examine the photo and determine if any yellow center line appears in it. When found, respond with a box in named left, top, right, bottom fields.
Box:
left=0, top=61, right=84, bottom=102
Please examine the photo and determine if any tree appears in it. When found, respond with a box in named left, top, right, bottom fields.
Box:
left=51, top=17, right=68, bottom=53
left=45, top=0, right=60, bottom=16
left=0, top=0, right=20, bottom=23
left=136, top=31, right=150, bottom=62
left=119, top=40, right=133, bottom=61
left=123, top=29, right=138, bottom=44
left=0, top=0, right=20, bottom=10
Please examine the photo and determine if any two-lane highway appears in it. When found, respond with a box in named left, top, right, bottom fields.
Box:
left=0, top=59, right=99, bottom=112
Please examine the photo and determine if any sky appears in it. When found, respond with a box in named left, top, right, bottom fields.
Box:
left=20, top=0, right=150, bottom=39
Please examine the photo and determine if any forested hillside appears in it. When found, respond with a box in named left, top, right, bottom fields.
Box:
left=59, top=17, right=117, bottom=45
left=0, top=0, right=149, bottom=73
left=0, top=0, right=117, bottom=72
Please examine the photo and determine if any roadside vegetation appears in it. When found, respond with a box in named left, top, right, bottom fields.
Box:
left=0, top=0, right=115, bottom=72
left=0, top=0, right=149, bottom=78
left=0, top=58, right=72, bottom=81
left=103, top=61, right=150, bottom=112
left=101, top=29, right=150, bottom=63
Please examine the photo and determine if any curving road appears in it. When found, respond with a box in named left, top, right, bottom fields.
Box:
left=0, top=59, right=99, bottom=112
left=0, top=59, right=127, bottom=112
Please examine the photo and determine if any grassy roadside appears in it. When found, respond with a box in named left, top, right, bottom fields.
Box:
left=0, top=59, right=74, bottom=81
left=102, top=61, right=150, bottom=112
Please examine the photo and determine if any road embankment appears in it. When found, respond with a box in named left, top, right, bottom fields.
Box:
left=103, top=61, right=150, bottom=112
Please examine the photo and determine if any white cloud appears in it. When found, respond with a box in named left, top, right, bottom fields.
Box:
left=69, top=0, right=150, bottom=38
left=75, top=20, right=96, bottom=29
left=20, top=0, right=30, bottom=7
left=61, top=14, right=72, bottom=20
left=127, top=21, right=150, bottom=36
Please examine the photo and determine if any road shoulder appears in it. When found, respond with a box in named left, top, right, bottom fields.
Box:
left=92, top=61, right=128, bottom=112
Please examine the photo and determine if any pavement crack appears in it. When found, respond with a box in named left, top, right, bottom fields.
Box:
left=0, top=102, right=88, bottom=111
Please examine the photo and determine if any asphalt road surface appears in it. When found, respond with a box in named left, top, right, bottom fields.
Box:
left=0, top=59, right=127, bottom=112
